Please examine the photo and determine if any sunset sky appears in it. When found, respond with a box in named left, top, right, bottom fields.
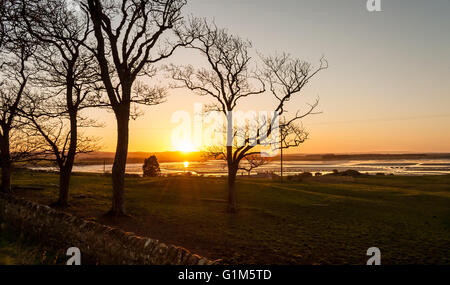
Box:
left=84, top=0, right=450, bottom=154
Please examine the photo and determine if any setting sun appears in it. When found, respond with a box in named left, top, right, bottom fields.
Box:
left=183, top=161, right=189, bottom=168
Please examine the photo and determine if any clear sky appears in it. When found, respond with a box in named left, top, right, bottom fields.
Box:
left=84, top=0, right=450, bottom=154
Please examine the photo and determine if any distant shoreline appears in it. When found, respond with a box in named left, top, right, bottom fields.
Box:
left=73, top=151, right=450, bottom=165
left=26, top=156, right=450, bottom=177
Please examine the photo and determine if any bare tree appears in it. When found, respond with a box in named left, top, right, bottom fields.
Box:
left=21, top=91, right=98, bottom=194
left=19, top=0, right=99, bottom=206
left=262, top=53, right=327, bottom=181
left=238, top=155, right=270, bottom=176
left=170, top=21, right=327, bottom=212
left=0, top=49, right=32, bottom=193
left=80, top=0, right=194, bottom=216
left=0, top=0, right=35, bottom=193
left=169, top=21, right=266, bottom=212
left=278, top=120, right=309, bottom=180
left=20, top=91, right=99, bottom=205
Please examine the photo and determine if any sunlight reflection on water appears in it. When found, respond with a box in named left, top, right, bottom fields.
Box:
left=30, top=159, right=450, bottom=177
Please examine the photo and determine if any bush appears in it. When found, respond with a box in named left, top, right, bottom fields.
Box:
left=142, top=155, right=161, bottom=177
left=286, top=172, right=312, bottom=182
left=301, top=172, right=312, bottom=178
left=328, top=169, right=361, bottom=177
left=341, top=170, right=362, bottom=177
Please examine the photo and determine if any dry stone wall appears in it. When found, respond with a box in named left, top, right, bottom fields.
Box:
left=0, top=193, right=217, bottom=265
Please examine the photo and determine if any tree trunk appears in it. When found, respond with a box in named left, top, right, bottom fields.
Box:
left=0, top=133, right=12, bottom=194
left=227, top=163, right=238, bottom=213
left=108, top=105, right=130, bottom=216
left=226, top=141, right=238, bottom=213
left=225, top=111, right=238, bottom=213
left=1, top=158, right=12, bottom=194
left=56, top=120, right=76, bottom=207
left=55, top=74, right=77, bottom=207
left=57, top=166, right=71, bottom=206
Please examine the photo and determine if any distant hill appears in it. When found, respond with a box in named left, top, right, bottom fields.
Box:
left=76, top=151, right=207, bottom=164
left=275, top=153, right=450, bottom=161
left=76, top=151, right=450, bottom=164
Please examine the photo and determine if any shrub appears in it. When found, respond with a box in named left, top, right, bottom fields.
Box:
left=143, top=155, right=161, bottom=177
left=341, top=169, right=362, bottom=176
left=286, top=172, right=312, bottom=182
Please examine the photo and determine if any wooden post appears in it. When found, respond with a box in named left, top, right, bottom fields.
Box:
left=280, top=125, right=283, bottom=182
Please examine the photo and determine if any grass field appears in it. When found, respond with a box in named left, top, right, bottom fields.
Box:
left=4, top=170, right=450, bottom=264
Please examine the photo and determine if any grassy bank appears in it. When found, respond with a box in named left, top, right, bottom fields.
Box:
left=4, top=170, right=450, bottom=264
left=0, top=222, right=65, bottom=265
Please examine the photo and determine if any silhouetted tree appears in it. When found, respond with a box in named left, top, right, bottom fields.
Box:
left=0, top=0, right=36, bottom=193
left=279, top=120, right=309, bottom=181
left=21, top=92, right=99, bottom=205
left=238, top=155, right=270, bottom=176
left=19, top=0, right=100, bottom=206
left=143, top=155, right=160, bottom=177
left=170, top=20, right=327, bottom=212
left=81, top=0, right=195, bottom=216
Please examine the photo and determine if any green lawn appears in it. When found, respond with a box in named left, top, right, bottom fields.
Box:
left=4, top=170, right=450, bottom=264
